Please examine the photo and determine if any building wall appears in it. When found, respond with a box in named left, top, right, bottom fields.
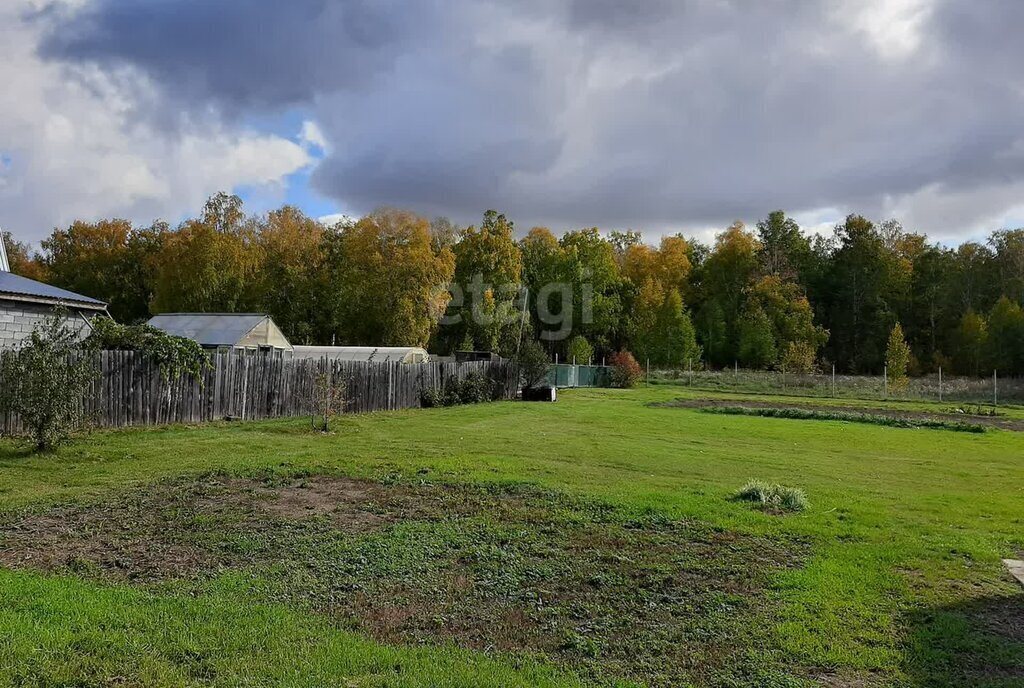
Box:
left=237, top=317, right=292, bottom=349
left=0, top=299, right=95, bottom=350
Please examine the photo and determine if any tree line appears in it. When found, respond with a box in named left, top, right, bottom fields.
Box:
left=4, top=193, right=1024, bottom=376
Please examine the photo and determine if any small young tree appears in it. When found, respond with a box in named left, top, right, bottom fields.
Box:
left=305, top=369, right=347, bottom=433
left=885, top=322, right=911, bottom=392
left=0, top=313, right=97, bottom=451
left=516, top=338, right=551, bottom=390
left=566, top=335, right=594, bottom=365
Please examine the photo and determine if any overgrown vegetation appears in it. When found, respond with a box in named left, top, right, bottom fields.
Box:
left=86, top=317, right=209, bottom=381
left=735, top=480, right=809, bottom=512
left=608, top=350, right=642, bottom=388
left=0, top=313, right=97, bottom=451
left=515, top=338, right=551, bottom=390
left=0, top=473, right=800, bottom=688
left=947, top=404, right=1000, bottom=417
left=420, top=371, right=500, bottom=407
left=701, top=404, right=988, bottom=432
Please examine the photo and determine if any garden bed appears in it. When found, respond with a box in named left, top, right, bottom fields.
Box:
left=658, top=398, right=1024, bottom=432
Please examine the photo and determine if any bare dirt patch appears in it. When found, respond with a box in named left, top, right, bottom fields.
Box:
left=0, top=473, right=805, bottom=687
left=659, top=398, right=1024, bottom=431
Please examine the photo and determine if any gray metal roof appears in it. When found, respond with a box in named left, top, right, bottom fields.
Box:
left=291, top=346, right=429, bottom=363
left=147, top=313, right=271, bottom=346
left=0, top=271, right=106, bottom=309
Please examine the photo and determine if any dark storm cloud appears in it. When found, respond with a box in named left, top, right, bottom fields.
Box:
left=41, top=0, right=419, bottom=112
left=38, top=0, right=1024, bottom=235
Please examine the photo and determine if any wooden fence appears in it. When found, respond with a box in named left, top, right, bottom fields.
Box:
left=1, top=350, right=519, bottom=435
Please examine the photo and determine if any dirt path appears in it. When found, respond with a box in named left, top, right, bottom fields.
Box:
left=659, top=398, right=1024, bottom=431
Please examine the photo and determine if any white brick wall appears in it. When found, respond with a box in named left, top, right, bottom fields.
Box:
left=0, top=300, right=94, bottom=350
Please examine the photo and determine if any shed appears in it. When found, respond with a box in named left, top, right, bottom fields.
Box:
left=147, top=313, right=292, bottom=350
left=291, top=346, right=429, bottom=364
left=0, top=270, right=108, bottom=350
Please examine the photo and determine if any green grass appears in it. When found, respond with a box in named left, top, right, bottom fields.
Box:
left=1, top=386, right=1023, bottom=686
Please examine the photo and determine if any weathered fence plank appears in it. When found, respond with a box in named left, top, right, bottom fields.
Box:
left=1, top=350, right=518, bottom=436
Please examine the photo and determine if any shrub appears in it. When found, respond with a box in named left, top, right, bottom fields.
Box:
left=0, top=313, right=98, bottom=451
left=516, top=338, right=551, bottom=390
left=566, top=335, right=594, bottom=366
left=780, top=340, right=817, bottom=374
left=608, top=350, right=642, bottom=388
left=421, top=371, right=498, bottom=408
left=419, top=386, right=446, bottom=408
left=735, top=480, right=808, bottom=513
left=87, top=318, right=209, bottom=382
left=456, top=371, right=495, bottom=404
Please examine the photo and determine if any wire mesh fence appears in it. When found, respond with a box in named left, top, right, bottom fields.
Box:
left=648, top=366, right=1023, bottom=405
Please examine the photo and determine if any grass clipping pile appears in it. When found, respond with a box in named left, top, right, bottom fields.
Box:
left=0, top=473, right=801, bottom=687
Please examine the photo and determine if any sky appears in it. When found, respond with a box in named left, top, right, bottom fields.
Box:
left=1, top=0, right=1023, bottom=246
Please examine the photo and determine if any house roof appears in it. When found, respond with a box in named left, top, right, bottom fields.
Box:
left=147, top=313, right=282, bottom=347
left=0, top=271, right=107, bottom=309
left=291, top=346, right=429, bottom=363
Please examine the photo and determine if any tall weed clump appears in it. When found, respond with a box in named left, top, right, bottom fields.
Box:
left=735, top=480, right=808, bottom=513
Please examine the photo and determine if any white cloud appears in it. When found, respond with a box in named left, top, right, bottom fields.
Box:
left=299, top=120, right=329, bottom=153
left=0, top=0, right=310, bottom=241
left=317, top=212, right=356, bottom=227
left=839, top=0, right=935, bottom=62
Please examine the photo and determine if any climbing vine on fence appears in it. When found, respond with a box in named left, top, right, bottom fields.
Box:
left=86, top=318, right=209, bottom=382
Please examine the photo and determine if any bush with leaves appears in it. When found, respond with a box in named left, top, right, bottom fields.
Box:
left=0, top=313, right=98, bottom=451
left=608, top=350, right=643, bottom=388
left=516, top=339, right=551, bottom=390
left=420, top=371, right=500, bottom=407
left=566, top=335, right=594, bottom=365
left=780, top=340, right=817, bottom=374
left=86, top=318, right=209, bottom=382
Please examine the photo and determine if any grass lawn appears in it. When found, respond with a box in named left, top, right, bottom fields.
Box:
left=1, top=386, right=1022, bottom=687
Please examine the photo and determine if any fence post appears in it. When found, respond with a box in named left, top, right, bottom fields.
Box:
left=883, top=365, right=888, bottom=398
left=994, top=369, right=998, bottom=407
left=688, top=358, right=692, bottom=387
left=938, top=367, right=942, bottom=403
left=646, top=358, right=650, bottom=386
left=831, top=364, right=836, bottom=398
